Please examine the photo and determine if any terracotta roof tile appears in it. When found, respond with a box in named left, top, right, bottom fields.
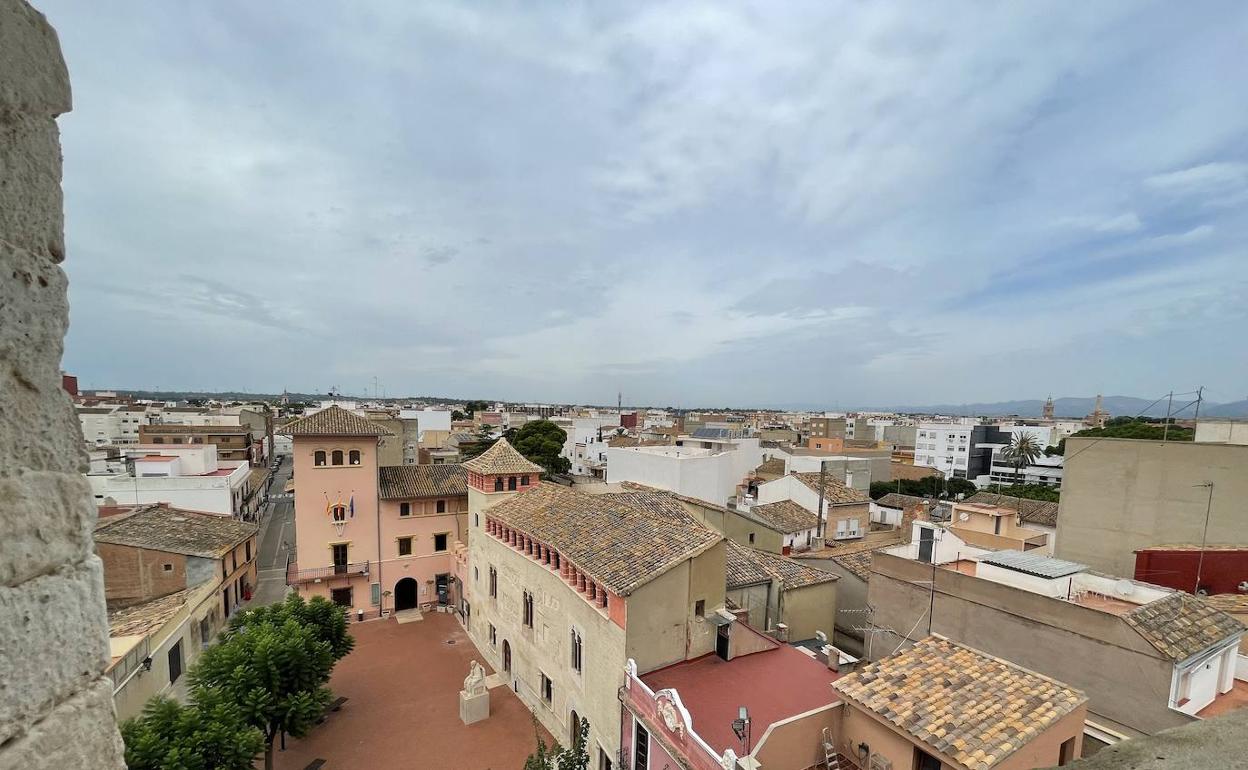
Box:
left=379, top=464, right=468, bottom=499
left=485, top=484, right=721, bottom=596
left=875, top=493, right=930, bottom=510
left=750, top=500, right=819, bottom=534
left=823, top=539, right=904, bottom=581
left=725, top=541, right=837, bottom=590
left=277, top=405, right=394, bottom=437
left=108, top=589, right=193, bottom=638
left=834, top=636, right=1086, bottom=769
left=1124, top=593, right=1244, bottom=661
left=795, top=473, right=870, bottom=504
left=462, top=438, right=544, bottom=475
left=94, top=504, right=256, bottom=558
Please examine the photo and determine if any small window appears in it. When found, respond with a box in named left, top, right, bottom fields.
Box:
left=436, top=499, right=447, bottom=514
left=232, top=553, right=238, bottom=571
left=349, top=449, right=361, bottom=465
left=245, top=541, right=251, bottom=561
left=748, top=533, right=755, bottom=545
left=398, top=537, right=413, bottom=556
left=695, top=599, right=705, bottom=617
left=489, top=623, right=497, bottom=646
left=331, top=450, right=344, bottom=466
left=399, top=502, right=411, bottom=517
left=571, top=628, right=583, bottom=674
left=152, top=437, right=164, bottom=444
left=314, top=450, right=326, bottom=466
left=489, top=567, right=497, bottom=598
left=162, top=563, right=173, bottom=573
left=474, top=513, right=479, bottom=527
left=541, top=673, right=553, bottom=704
left=474, top=566, right=479, bottom=581
left=434, top=533, right=448, bottom=552
left=508, top=476, right=518, bottom=491
left=167, top=639, right=183, bottom=684
left=494, top=477, right=504, bottom=492
left=192, top=437, right=203, bottom=444
left=521, top=475, right=530, bottom=486
left=523, top=590, right=534, bottom=628
left=331, top=505, right=347, bottom=522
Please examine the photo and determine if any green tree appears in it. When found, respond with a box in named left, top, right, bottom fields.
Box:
left=524, top=717, right=589, bottom=770
left=451, top=409, right=466, bottom=421
left=120, top=691, right=264, bottom=770
left=1000, top=432, right=1044, bottom=484
left=511, top=419, right=572, bottom=476
left=463, top=400, right=489, bottom=416
left=987, top=483, right=1060, bottom=502
left=1047, top=417, right=1193, bottom=456
left=192, top=597, right=353, bottom=770
left=235, top=593, right=355, bottom=659
left=461, top=423, right=499, bottom=459
left=869, top=475, right=977, bottom=500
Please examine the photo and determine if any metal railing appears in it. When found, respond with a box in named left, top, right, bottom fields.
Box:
left=285, top=559, right=370, bottom=584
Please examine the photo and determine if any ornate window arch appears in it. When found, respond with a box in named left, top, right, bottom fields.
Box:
left=349, top=449, right=361, bottom=465
left=314, top=450, right=327, bottom=467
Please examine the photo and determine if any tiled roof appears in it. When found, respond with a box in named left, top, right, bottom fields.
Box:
left=94, top=504, right=256, bottom=559
left=277, top=405, right=394, bottom=437
left=725, top=541, right=776, bottom=588
left=109, top=589, right=192, bottom=638
left=462, top=438, right=544, bottom=475
left=755, top=457, right=787, bottom=476
left=821, top=539, right=903, bottom=581
left=964, top=492, right=1059, bottom=528
left=141, top=424, right=250, bottom=434
left=1124, top=593, right=1245, bottom=661
left=795, top=473, right=870, bottom=504
left=485, top=483, right=721, bottom=596
left=875, top=493, right=929, bottom=510
left=379, top=464, right=468, bottom=499
left=834, top=636, right=1086, bottom=770
left=1203, top=594, right=1248, bottom=614
left=750, top=500, right=819, bottom=534
left=725, top=541, right=837, bottom=590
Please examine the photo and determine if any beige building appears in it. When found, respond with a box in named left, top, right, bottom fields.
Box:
left=724, top=541, right=838, bottom=642
left=832, top=635, right=1088, bottom=770
left=464, top=440, right=730, bottom=767
left=946, top=500, right=1052, bottom=554
left=1054, top=438, right=1248, bottom=577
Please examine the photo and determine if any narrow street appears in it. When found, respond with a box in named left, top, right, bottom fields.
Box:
left=250, top=453, right=295, bottom=607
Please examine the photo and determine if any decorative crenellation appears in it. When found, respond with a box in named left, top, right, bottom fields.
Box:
left=485, top=516, right=611, bottom=613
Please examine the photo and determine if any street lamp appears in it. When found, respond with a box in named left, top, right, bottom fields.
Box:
left=732, top=706, right=752, bottom=755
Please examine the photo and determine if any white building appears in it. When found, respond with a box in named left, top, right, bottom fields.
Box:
left=754, top=472, right=871, bottom=541
left=563, top=417, right=621, bottom=477
left=914, top=423, right=972, bottom=477
left=86, top=445, right=254, bottom=516
left=606, top=433, right=762, bottom=506
left=77, top=405, right=148, bottom=447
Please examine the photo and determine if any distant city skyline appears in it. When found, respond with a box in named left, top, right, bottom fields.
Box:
left=44, top=2, right=1248, bottom=406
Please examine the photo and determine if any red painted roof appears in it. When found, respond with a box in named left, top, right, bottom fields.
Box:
left=641, top=637, right=840, bottom=756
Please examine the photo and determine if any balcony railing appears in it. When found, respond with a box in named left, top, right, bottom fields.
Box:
left=286, top=560, right=370, bottom=585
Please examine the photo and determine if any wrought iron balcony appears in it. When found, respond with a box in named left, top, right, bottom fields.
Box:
left=286, top=560, right=370, bottom=585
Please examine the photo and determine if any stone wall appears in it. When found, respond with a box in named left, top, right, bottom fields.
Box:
left=0, top=1, right=127, bottom=766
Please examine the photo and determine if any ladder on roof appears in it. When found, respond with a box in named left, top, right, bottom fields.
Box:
left=822, top=727, right=842, bottom=769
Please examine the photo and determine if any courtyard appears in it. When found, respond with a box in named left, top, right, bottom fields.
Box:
left=274, top=611, right=551, bottom=770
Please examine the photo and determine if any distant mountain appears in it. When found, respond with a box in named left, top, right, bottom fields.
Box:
left=863, top=394, right=1247, bottom=419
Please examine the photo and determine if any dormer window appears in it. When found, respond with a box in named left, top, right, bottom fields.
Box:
left=349, top=449, right=361, bottom=465
left=331, top=450, right=344, bottom=466
left=314, top=450, right=327, bottom=467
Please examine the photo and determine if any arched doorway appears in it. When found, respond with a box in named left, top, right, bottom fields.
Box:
left=394, top=578, right=418, bottom=612
left=502, top=640, right=511, bottom=673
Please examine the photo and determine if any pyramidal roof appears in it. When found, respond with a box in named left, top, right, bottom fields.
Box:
left=463, top=438, right=544, bottom=475
left=278, top=405, right=394, bottom=437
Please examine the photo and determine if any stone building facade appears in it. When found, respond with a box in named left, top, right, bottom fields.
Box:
left=0, top=1, right=127, bottom=764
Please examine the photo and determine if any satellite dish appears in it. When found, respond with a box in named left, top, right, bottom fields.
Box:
left=1114, top=580, right=1135, bottom=597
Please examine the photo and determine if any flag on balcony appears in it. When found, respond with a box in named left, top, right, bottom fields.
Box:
left=349, top=494, right=355, bottom=518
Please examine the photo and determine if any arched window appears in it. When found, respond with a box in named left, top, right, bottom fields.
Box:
left=314, top=450, right=326, bottom=467
left=331, top=450, right=344, bottom=466
left=494, top=477, right=504, bottom=492
left=331, top=505, right=347, bottom=522
left=399, top=502, right=411, bottom=517
left=349, top=449, right=361, bottom=465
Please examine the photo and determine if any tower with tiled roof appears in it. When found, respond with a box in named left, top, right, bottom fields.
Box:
left=463, top=438, right=543, bottom=516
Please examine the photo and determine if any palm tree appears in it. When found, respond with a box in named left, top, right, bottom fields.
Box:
left=1000, top=432, right=1043, bottom=486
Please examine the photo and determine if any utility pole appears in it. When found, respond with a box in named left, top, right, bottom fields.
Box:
left=816, top=459, right=829, bottom=540
left=1193, top=386, right=1204, bottom=422
left=1163, top=391, right=1173, bottom=441
left=1194, top=482, right=1214, bottom=594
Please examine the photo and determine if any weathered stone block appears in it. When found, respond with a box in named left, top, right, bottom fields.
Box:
left=0, top=0, right=71, bottom=119
left=0, top=557, right=111, bottom=745
left=0, top=471, right=95, bottom=587
left=0, top=241, right=84, bottom=475
left=0, top=678, right=125, bottom=768
left=0, top=115, right=65, bottom=260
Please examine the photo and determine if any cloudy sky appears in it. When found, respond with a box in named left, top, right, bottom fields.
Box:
left=42, top=2, right=1248, bottom=408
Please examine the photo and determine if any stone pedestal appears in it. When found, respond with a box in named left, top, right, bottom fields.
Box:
left=459, top=688, right=489, bottom=725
